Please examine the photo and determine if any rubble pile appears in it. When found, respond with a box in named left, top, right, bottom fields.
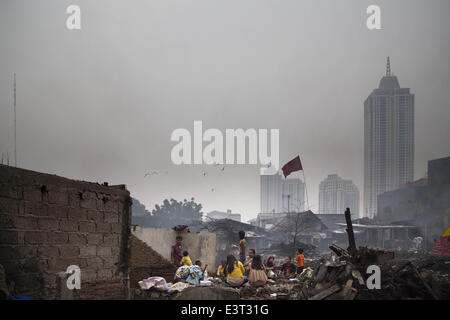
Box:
left=133, top=288, right=173, bottom=300
left=134, top=253, right=450, bottom=300
left=292, top=207, right=450, bottom=300
left=298, top=244, right=450, bottom=300
left=356, top=256, right=450, bottom=300
left=297, top=259, right=362, bottom=300
left=240, top=279, right=302, bottom=300
left=134, top=276, right=303, bottom=300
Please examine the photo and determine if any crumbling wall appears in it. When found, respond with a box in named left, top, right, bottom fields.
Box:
left=132, top=226, right=216, bottom=272
left=0, top=165, right=131, bottom=299
left=129, top=234, right=176, bottom=293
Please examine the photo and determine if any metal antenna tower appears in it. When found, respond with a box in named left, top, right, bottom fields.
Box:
left=386, top=57, right=391, bottom=76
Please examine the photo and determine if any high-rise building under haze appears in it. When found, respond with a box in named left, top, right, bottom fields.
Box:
left=260, top=167, right=305, bottom=213
left=364, top=57, right=415, bottom=218
left=319, top=174, right=359, bottom=216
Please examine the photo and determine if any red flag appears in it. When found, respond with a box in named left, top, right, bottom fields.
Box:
left=282, top=155, right=303, bottom=178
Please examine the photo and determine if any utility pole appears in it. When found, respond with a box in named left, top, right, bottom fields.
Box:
left=287, top=194, right=300, bottom=257
left=287, top=194, right=290, bottom=213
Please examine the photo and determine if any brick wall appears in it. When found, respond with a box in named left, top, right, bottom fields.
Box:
left=0, top=165, right=132, bottom=299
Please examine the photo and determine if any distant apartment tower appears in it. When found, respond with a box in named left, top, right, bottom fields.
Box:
left=364, top=57, right=414, bottom=218
left=206, top=209, right=241, bottom=222
left=260, top=167, right=305, bottom=213
left=319, top=174, right=359, bottom=216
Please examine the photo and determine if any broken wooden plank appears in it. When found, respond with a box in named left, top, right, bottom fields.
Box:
left=340, top=279, right=354, bottom=296
left=329, top=244, right=349, bottom=257
left=315, top=264, right=328, bottom=283
left=352, top=269, right=365, bottom=285
left=308, top=284, right=341, bottom=300
left=300, top=287, right=309, bottom=300
left=408, top=262, right=439, bottom=300
left=310, top=282, right=332, bottom=295
left=343, top=288, right=358, bottom=300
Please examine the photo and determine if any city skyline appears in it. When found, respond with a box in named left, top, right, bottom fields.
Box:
left=1, top=1, right=450, bottom=222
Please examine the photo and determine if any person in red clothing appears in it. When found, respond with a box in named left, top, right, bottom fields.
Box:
left=170, top=236, right=183, bottom=267
left=296, top=248, right=305, bottom=275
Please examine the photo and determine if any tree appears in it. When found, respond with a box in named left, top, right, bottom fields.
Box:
left=150, top=198, right=203, bottom=227
left=131, top=198, right=151, bottom=217
left=270, top=211, right=325, bottom=257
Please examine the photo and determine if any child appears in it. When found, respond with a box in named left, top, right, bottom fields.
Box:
left=195, top=260, right=203, bottom=271
left=180, top=251, right=193, bottom=266
left=296, top=248, right=305, bottom=275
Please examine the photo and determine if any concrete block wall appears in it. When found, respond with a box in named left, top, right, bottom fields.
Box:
left=129, top=234, right=177, bottom=293
left=132, top=226, right=216, bottom=272
left=0, top=165, right=132, bottom=299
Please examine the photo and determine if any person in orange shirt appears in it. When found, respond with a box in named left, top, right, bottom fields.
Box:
left=296, top=248, right=305, bottom=275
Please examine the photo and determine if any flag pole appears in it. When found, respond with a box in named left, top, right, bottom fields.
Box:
left=302, top=169, right=310, bottom=211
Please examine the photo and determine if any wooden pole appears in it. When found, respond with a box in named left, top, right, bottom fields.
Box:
left=345, top=208, right=357, bottom=256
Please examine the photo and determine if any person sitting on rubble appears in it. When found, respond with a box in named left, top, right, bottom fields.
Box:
left=280, top=256, right=296, bottom=279
left=264, top=256, right=276, bottom=271
left=180, top=251, right=193, bottom=266
left=224, top=255, right=246, bottom=287
left=244, top=249, right=256, bottom=274
left=264, top=256, right=277, bottom=279
left=296, top=248, right=305, bottom=275
left=217, top=260, right=227, bottom=278
left=248, top=255, right=268, bottom=287
left=195, top=260, right=203, bottom=271
left=195, top=260, right=209, bottom=279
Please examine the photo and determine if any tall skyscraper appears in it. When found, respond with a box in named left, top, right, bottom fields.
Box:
left=319, top=174, right=359, bottom=216
left=364, top=58, right=415, bottom=218
left=260, top=168, right=305, bottom=213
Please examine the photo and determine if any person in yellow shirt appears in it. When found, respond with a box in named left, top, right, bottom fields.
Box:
left=180, top=251, right=192, bottom=266
left=224, top=255, right=246, bottom=287
left=217, top=260, right=227, bottom=278
left=296, top=248, right=305, bottom=274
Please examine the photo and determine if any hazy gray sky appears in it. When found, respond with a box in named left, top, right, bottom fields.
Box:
left=1, top=0, right=449, bottom=221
